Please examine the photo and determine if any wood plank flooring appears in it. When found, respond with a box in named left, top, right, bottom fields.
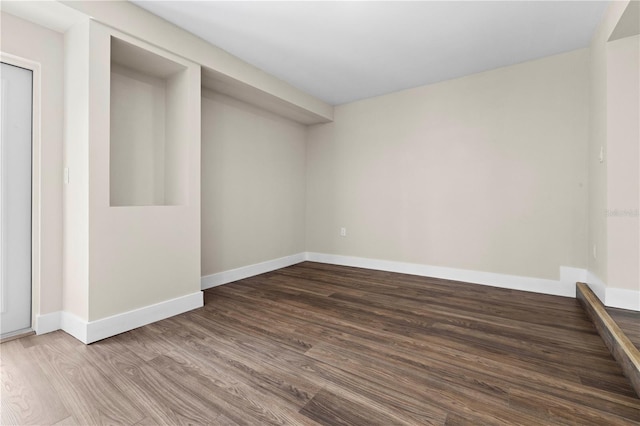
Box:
left=608, top=306, right=640, bottom=350
left=2, top=261, right=639, bottom=425
left=577, top=283, right=640, bottom=398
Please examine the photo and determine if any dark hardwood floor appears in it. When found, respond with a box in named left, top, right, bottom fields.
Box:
left=2, top=261, right=639, bottom=425
left=608, top=306, right=640, bottom=350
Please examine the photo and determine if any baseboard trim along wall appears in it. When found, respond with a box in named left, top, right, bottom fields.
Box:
left=35, top=311, right=62, bottom=335
left=306, top=252, right=582, bottom=298
left=585, top=271, right=640, bottom=311
left=201, top=252, right=587, bottom=298
left=36, top=255, right=638, bottom=344
left=201, top=253, right=306, bottom=290
left=36, top=291, right=203, bottom=344
left=85, top=291, right=203, bottom=343
left=60, top=311, right=88, bottom=343
left=607, top=288, right=640, bottom=311
left=308, top=253, right=640, bottom=311
left=585, top=271, right=607, bottom=303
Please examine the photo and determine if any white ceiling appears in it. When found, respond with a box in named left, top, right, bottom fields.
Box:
left=132, top=1, right=608, bottom=106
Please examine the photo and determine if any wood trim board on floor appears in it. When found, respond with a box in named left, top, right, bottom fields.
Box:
left=577, top=282, right=640, bottom=397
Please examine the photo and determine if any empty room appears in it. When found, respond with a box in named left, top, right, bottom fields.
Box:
left=1, top=0, right=639, bottom=424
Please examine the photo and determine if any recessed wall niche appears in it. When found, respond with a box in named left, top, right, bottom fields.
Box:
left=110, top=37, right=189, bottom=206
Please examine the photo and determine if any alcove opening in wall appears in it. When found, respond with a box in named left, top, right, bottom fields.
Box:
left=110, top=37, right=189, bottom=206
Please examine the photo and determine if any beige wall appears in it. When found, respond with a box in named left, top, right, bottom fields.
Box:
left=587, top=0, right=640, bottom=297
left=62, top=18, right=91, bottom=320
left=588, top=18, right=609, bottom=285
left=606, top=34, right=639, bottom=291
left=87, top=22, right=202, bottom=321
left=4, top=2, right=637, bottom=327
left=1, top=12, right=65, bottom=316
left=201, top=90, right=306, bottom=275
left=110, top=64, right=167, bottom=206
left=307, top=50, right=589, bottom=281
left=587, top=1, right=630, bottom=286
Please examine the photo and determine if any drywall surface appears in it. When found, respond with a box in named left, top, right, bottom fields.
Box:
left=62, top=18, right=91, bottom=320
left=61, top=0, right=332, bottom=124
left=201, top=90, right=306, bottom=275
left=87, top=22, right=202, bottom=321
left=110, top=64, right=167, bottom=206
left=588, top=16, right=610, bottom=285
left=587, top=0, right=633, bottom=290
left=306, top=49, right=589, bottom=281
left=0, top=12, right=64, bottom=316
left=606, top=34, right=640, bottom=291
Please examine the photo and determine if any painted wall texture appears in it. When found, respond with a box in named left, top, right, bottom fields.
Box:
left=306, top=50, right=589, bottom=281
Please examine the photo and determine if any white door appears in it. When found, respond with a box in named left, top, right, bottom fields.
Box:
left=0, top=62, right=33, bottom=338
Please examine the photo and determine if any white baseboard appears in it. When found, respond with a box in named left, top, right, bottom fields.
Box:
left=201, top=253, right=306, bottom=290
left=305, top=252, right=578, bottom=298
left=585, top=270, right=639, bottom=311
left=606, top=287, right=640, bottom=311
left=85, top=291, right=203, bottom=344
left=559, top=266, right=588, bottom=290
left=200, top=253, right=640, bottom=311
left=34, top=310, right=86, bottom=341
left=31, top=257, right=638, bottom=345
left=34, top=292, right=203, bottom=344
left=585, top=271, right=607, bottom=304
left=61, top=311, right=88, bottom=343
left=35, top=311, right=62, bottom=335
left=199, top=252, right=591, bottom=299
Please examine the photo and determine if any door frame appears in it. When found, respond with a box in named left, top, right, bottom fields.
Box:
left=1, top=52, right=42, bottom=332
